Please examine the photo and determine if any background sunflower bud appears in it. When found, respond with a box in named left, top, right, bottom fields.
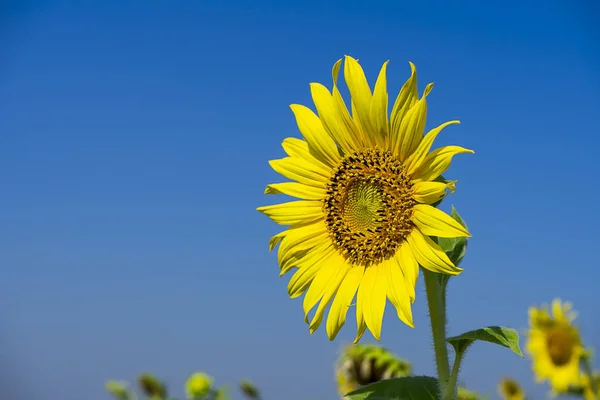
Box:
left=239, top=379, right=260, bottom=399
left=137, top=373, right=167, bottom=399
left=335, top=344, right=412, bottom=398
left=185, top=372, right=213, bottom=399
left=105, top=380, right=131, bottom=400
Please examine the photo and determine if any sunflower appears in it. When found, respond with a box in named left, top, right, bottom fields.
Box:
left=497, top=377, right=525, bottom=400
left=258, top=55, right=473, bottom=341
left=525, top=299, right=585, bottom=392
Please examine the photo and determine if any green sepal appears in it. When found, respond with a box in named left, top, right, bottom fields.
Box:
left=346, top=376, right=440, bottom=400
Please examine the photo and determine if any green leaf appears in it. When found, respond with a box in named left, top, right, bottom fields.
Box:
left=446, top=326, right=523, bottom=357
left=346, top=376, right=440, bottom=400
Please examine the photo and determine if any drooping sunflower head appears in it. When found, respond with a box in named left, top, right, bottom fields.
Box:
left=258, top=55, right=473, bottom=341
left=525, top=299, right=585, bottom=392
left=497, top=377, right=525, bottom=400
left=335, top=344, right=412, bottom=399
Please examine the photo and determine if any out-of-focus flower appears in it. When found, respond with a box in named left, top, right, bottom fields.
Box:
left=185, top=372, right=213, bottom=399
left=457, top=386, right=486, bottom=400
left=335, top=344, right=412, bottom=398
left=497, top=377, right=525, bottom=400
left=137, top=373, right=167, bottom=398
left=240, top=379, right=260, bottom=399
left=526, top=299, right=585, bottom=392
left=105, top=380, right=131, bottom=400
left=258, top=55, right=472, bottom=342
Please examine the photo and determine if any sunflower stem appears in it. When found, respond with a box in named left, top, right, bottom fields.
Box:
left=443, top=350, right=463, bottom=400
left=423, top=269, right=451, bottom=396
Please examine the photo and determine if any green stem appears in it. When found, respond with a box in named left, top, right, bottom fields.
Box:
left=423, top=269, right=450, bottom=395
left=443, top=350, right=464, bottom=400
left=582, top=354, right=598, bottom=397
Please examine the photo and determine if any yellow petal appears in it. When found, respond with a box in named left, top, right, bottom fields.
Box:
left=309, top=82, right=355, bottom=154
left=354, top=294, right=368, bottom=344
left=289, top=104, right=341, bottom=168
left=280, top=240, right=332, bottom=276
left=286, top=244, right=335, bottom=296
left=302, top=256, right=340, bottom=320
left=412, top=204, right=471, bottom=238
left=406, top=229, right=462, bottom=275
left=412, top=181, right=456, bottom=204
left=358, top=263, right=387, bottom=340
left=268, top=230, right=286, bottom=252
left=277, top=221, right=329, bottom=269
left=265, top=182, right=326, bottom=200
left=369, top=60, right=390, bottom=147
left=385, top=257, right=414, bottom=327
left=269, top=157, right=329, bottom=187
left=331, top=59, right=365, bottom=149
left=326, top=265, right=365, bottom=340
left=411, top=145, right=475, bottom=181
left=395, top=83, right=433, bottom=161
left=395, top=242, right=419, bottom=302
left=404, top=120, right=460, bottom=175
left=309, top=256, right=350, bottom=334
left=257, top=200, right=323, bottom=226
left=390, top=62, right=418, bottom=152
left=343, top=55, right=373, bottom=141
left=281, top=137, right=333, bottom=175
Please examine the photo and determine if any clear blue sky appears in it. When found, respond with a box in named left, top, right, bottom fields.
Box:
left=1, top=1, right=599, bottom=399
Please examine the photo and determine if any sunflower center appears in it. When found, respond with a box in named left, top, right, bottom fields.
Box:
left=323, top=148, right=416, bottom=266
left=546, top=328, right=574, bottom=366
left=504, top=381, right=519, bottom=396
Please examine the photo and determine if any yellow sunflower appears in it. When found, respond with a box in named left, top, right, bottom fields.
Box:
left=258, top=55, right=473, bottom=341
left=526, top=299, right=585, bottom=392
left=497, top=377, right=525, bottom=400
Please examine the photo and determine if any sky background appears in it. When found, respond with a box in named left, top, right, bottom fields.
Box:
left=1, top=1, right=599, bottom=399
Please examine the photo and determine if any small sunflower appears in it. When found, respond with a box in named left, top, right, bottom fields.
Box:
left=526, top=299, right=585, bottom=392
left=335, top=344, right=412, bottom=398
left=258, top=56, right=473, bottom=341
left=497, top=377, right=525, bottom=400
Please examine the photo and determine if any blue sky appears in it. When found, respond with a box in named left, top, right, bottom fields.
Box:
left=1, top=1, right=599, bottom=399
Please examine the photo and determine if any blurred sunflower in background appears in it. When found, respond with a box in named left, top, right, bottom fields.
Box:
left=335, top=343, right=412, bottom=398
left=497, top=377, right=525, bottom=400
left=456, top=386, right=487, bottom=400
left=258, top=55, right=472, bottom=341
left=526, top=299, right=585, bottom=393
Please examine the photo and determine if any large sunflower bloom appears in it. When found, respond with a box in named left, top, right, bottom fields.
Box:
left=258, top=55, right=473, bottom=342
left=526, top=299, right=585, bottom=392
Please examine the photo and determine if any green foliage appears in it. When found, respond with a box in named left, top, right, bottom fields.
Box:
left=346, top=376, right=440, bottom=400
left=447, top=326, right=523, bottom=357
